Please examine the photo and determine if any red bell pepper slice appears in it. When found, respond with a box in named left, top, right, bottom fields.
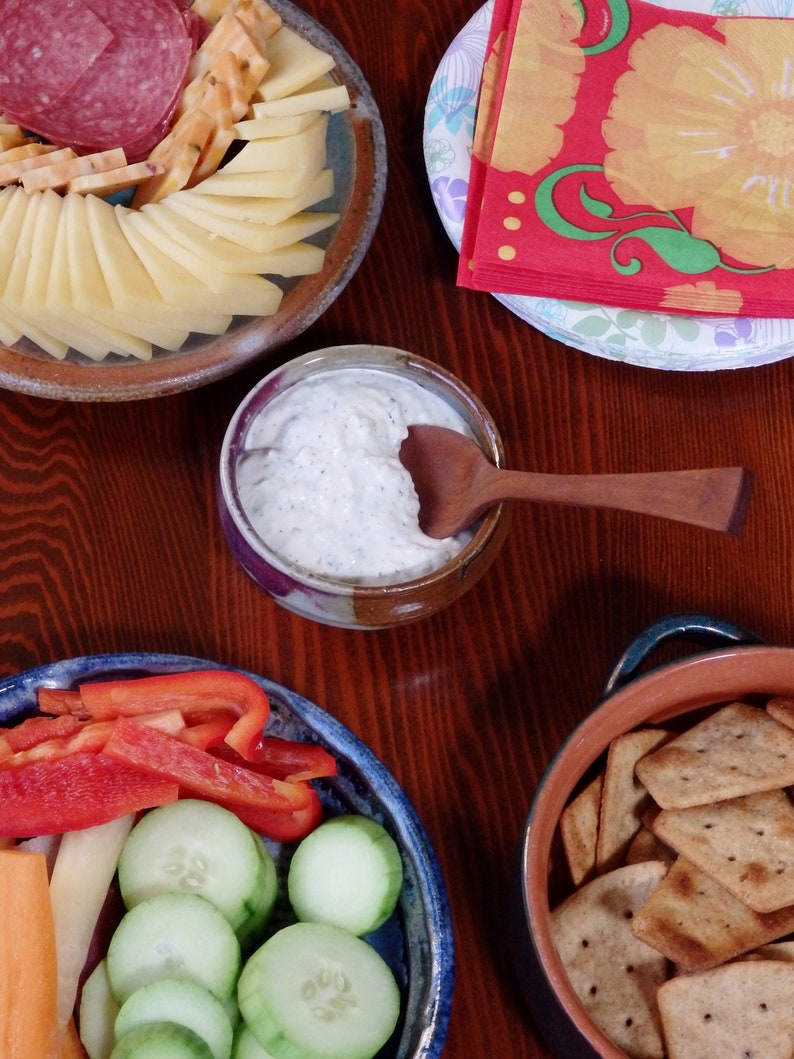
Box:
left=212, top=738, right=337, bottom=782
left=102, top=718, right=310, bottom=814
left=77, top=670, right=270, bottom=761
left=0, top=752, right=179, bottom=836
left=37, top=688, right=89, bottom=718
left=0, top=714, right=83, bottom=753
left=0, top=711, right=188, bottom=770
left=179, top=713, right=235, bottom=751
left=211, top=784, right=325, bottom=843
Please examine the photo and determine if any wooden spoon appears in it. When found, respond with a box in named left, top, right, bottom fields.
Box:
left=399, top=425, right=753, bottom=539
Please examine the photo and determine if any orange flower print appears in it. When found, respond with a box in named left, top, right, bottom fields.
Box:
left=660, top=281, right=744, bottom=314
left=472, top=30, right=509, bottom=164
left=603, top=19, right=794, bottom=268
left=488, top=0, right=584, bottom=175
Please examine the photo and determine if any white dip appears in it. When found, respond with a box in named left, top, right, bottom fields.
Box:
left=236, top=367, right=475, bottom=584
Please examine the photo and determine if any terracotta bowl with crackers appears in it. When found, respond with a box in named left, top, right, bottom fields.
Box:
left=511, top=613, right=794, bottom=1059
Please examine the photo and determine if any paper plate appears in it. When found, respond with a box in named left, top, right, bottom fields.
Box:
left=423, top=0, right=794, bottom=371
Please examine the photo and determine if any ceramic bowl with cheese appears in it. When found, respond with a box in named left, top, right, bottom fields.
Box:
left=508, top=613, right=794, bottom=1058
left=0, top=0, right=386, bottom=402
left=217, top=344, right=510, bottom=629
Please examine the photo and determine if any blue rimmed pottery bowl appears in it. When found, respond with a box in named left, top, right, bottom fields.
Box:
left=0, top=652, right=454, bottom=1059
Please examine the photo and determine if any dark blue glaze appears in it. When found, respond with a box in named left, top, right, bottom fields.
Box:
left=0, top=653, right=453, bottom=1059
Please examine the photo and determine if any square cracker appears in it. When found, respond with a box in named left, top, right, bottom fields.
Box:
left=625, top=825, right=675, bottom=869
left=634, top=702, right=794, bottom=809
left=651, top=789, right=794, bottom=913
left=657, top=960, right=794, bottom=1059
left=595, top=728, right=670, bottom=874
left=630, top=857, right=794, bottom=973
left=560, top=771, right=603, bottom=886
left=751, top=940, right=794, bottom=962
left=551, top=861, right=668, bottom=1059
left=766, top=696, right=794, bottom=730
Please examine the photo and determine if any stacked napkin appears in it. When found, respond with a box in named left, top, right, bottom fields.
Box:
left=458, top=0, right=794, bottom=316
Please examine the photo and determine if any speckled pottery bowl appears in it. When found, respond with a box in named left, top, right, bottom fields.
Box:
left=0, top=0, right=386, bottom=402
left=217, top=344, right=509, bottom=629
left=508, top=613, right=794, bottom=1058
left=1, top=652, right=454, bottom=1058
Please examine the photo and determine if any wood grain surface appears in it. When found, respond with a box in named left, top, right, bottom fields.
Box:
left=1, top=1, right=794, bottom=1055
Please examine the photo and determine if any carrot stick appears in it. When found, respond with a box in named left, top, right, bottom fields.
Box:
left=0, top=849, right=59, bottom=1058
left=60, top=1018, right=88, bottom=1059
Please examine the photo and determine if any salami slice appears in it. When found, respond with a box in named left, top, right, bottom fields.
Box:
left=80, top=0, right=188, bottom=40
left=183, top=8, right=212, bottom=50
left=20, top=36, right=193, bottom=161
left=0, top=0, right=113, bottom=117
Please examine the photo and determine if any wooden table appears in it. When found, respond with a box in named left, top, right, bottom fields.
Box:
left=1, top=0, right=793, bottom=1054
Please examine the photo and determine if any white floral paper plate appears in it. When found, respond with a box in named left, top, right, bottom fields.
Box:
left=423, top=0, right=794, bottom=371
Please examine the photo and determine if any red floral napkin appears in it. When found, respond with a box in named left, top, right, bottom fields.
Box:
left=459, top=0, right=794, bottom=316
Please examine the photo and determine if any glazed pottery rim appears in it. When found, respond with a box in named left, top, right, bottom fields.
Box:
left=0, top=0, right=387, bottom=403
left=219, top=343, right=506, bottom=596
left=521, top=643, right=794, bottom=1058
left=0, top=650, right=455, bottom=1058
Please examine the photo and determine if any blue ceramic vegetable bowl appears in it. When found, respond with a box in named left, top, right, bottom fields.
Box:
left=0, top=652, right=454, bottom=1059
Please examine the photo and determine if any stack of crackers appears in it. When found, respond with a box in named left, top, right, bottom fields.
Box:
left=552, top=699, right=794, bottom=1058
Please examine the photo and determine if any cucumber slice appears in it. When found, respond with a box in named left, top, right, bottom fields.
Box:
left=114, top=979, right=234, bottom=1059
left=236, top=833, right=279, bottom=952
left=231, top=1025, right=274, bottom=1059
left=107, top=892, right=241, bottom=1005
left=287, top=815, right=403, bottom=936
left=110, top=1022, right=214, bottom=1059
left=79, top=959, right=119, bottom=1059
left=237, top=922, right=401, bottom=1059
left=118, top=800, right=277, bottom=939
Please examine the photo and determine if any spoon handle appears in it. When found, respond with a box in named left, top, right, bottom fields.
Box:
left=478, top=466, right=753, bottom=535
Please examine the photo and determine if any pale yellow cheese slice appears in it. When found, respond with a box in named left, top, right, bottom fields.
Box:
left=19, top=189, right=118, bottom=359
left=116, top=203, right=265, bottom=316
left=160, top=194, right=338, bottom=251
left=196, top=161, right=323, bottom=198
left=140, top=200, right=333, bottom=274
left=250, top=82, right=349, bottom=116
left=221, top=113, right=328, bottom=174
left=83, top=194, right=231, bottom=335
left=63, top=193, right=188, bottom=351
left=120, top=207, right=283, bottom=314
left=0, top=188, right=22, bottom=346
left=170, top=166, right=335, bottom=227
left=46, top=194, right=152, bottom=360
left=21, top=148, right=127, bottom=192
left=233, top=110, right=321, bottom=139
left=0, top=190, right=71, bottom=358
left=257, top=26, right=335, bottom=101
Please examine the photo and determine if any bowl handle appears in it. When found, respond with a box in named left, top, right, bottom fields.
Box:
left=601, top=612, right=765, bottom=699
